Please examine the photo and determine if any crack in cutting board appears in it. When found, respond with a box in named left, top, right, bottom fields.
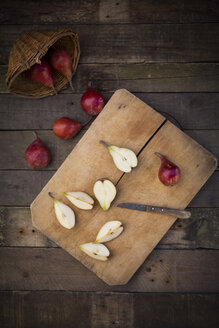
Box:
left=31, top=89, right=217, bottom=285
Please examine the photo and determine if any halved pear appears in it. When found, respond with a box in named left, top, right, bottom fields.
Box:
left=78, top=242, right=110, bottom=261
left=93, top=179, right=116, bottom=211
left=48, top=192, right=75, bottom=229
left=95, top=220, right=123, bottom=243
left=64, top=191, right=94, bottom=210
left=100, top=140, right=138, bottom=172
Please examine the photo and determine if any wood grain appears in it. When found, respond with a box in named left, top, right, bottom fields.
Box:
left=0, top=92, right=92, bottom=128
left=0, top=291, right=92, bottom=328
left=0, top=0, right=218, bottom=324
left=1, top=92, right=219, bottom=130
left=0, top=166, right=218, bottom=207
left=133, top=293, right=219, bottom=328
left=0, top=292, right=218, bottom=328
left=90, top=292, right=133, bottom=328
left=0, top=130, right=87, bottom=170
left=1, top=24, right=219, bottom=64
left=77, top=119, right=217, bottom=285
left=0, top=247, right=218, bottom=292
left=31, top=90, right=166, bottom=285
left=0, top=171, right=54, bottom=206
left=1, top=207, right=218, bottom=249
left=118, top=63, right=219, bottom=93
left=1, top=63, right=219, bottom=94
left=1, top=0, right=219, bottom=24
left=0, top=130, right=217, bottom=170
left=0, top=207, right=56, bottom=247
left=30, top=90, right=217, bottom=285
left=186, top=130, right=219, bottom=161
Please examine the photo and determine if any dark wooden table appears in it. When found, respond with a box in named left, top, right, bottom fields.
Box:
left=0, top=1, right=219, bottom=327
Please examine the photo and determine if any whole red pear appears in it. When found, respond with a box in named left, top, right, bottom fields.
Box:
left=53, top=117, right=82, bottom=140
left=155, top=152, right=180, bottom=186
left=26, top=58, right=55, bottom=92
left=49, top=49, right=73, bottom=90
left=25, top=134, right=51, bottom=169
left=81, top=86, right=105, bottom=116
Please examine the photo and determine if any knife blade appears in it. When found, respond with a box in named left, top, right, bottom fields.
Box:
left=117, top=202, right=191, bottom=219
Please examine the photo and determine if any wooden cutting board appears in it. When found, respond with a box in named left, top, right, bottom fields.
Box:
left=31, top=89, right=217, bottom=285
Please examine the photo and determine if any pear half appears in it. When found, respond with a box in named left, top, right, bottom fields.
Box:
left=95, top=220, right=123, bottom=243
left=64, top=191, right=94, bottom=210
left=48, top=192, right=75, bottom=229
left=79, top=242, right=110, bottom=261
left=93, top=179, right=116, bottom=211
left=100, top=140, right=138, bottom=172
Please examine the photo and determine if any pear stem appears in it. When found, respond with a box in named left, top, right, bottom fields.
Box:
left=33, top=131, right=38, bottom=139
left=48, top=192, right=55, bottom=199
left=82, top=117, right=94, bottom=127
left=99, top=140, right=109, bottom=148
left=154, top=152, right=163, bottom=159
left=88, top=81, right=92, bottom=88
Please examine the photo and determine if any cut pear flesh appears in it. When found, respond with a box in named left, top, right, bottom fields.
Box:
left=93, top=179, right=116, bottom=211
left=79, top=242, right=110, bottom=261
left=95, top=220, right=123, bottom=243
left=108, top=146, right=138, bottom=172
left=64, top=191, right=94, bottom=210
left=49, top=193, right=75, bottom=229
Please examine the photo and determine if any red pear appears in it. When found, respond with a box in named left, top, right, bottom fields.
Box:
left=49, top=49, right=73, bottom=90
left=81, top=86, right=105, bottom=116
left=53, top=117, right=82, bottom=140
left=25, top=134, right=51, bottom=169
left=155, top=152, right=180, bottom=186
left=26, top=58, right=55, bottom=92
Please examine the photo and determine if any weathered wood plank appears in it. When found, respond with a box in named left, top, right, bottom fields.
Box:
left=0, top=130, right=217, bottom=170
left=119, top=63, right=219, bottom=80
left=90, top=292, right=133, bottom=328
left=0, top=248, right=218, bottom=292
left=1, top=0, right=219, bottom=24
left=0, top=92, right=219, bottom=130
left=0, top=92, right=92, bottom=129
left=117, top=63, right=219, bottom=92
left=133, top=293, right=219, bottom=328
left=0, top=291, right=218, bottom=328
left=161, top=208, right=219, bottom=250
left=0, top=170, right=218, bottom=207
left=0, top=171, right=54, bottom=206
left=0, top=130, right=87, bottom=170
left=0, top=291, right=92, bottom=328
left=1, top=63, right=219, bottom=94
left=188, top=171, right=219, bottom=208
left=1, top=24, right=219, bottom=64
left=186, top=130, right=219, bottom=161
left=141, top=93, right=219, bottom=130
left=0, top=207, right=56, bottom=247
left=1, top=207, right=218, bottom=249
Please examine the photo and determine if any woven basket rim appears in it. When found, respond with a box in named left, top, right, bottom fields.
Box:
left=6, top=29, right=80, bottom=95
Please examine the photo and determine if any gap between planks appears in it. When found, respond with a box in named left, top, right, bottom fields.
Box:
left=0, top=129, right=218, bottom=171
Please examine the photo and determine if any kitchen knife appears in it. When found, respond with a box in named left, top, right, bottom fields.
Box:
left=117, top=202, right=191, bottom=219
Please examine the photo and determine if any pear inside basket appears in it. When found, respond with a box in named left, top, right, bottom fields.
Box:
left=6, top=29, right=80, bottom=98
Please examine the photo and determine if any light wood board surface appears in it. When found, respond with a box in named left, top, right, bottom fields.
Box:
left=31, top=89, right=217, bottom=285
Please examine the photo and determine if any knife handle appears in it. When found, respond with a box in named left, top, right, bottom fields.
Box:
left=147, top=205, right=191, bottom=219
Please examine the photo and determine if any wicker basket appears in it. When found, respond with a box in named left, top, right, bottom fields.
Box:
left=6, top=28, right=80, bottom=98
